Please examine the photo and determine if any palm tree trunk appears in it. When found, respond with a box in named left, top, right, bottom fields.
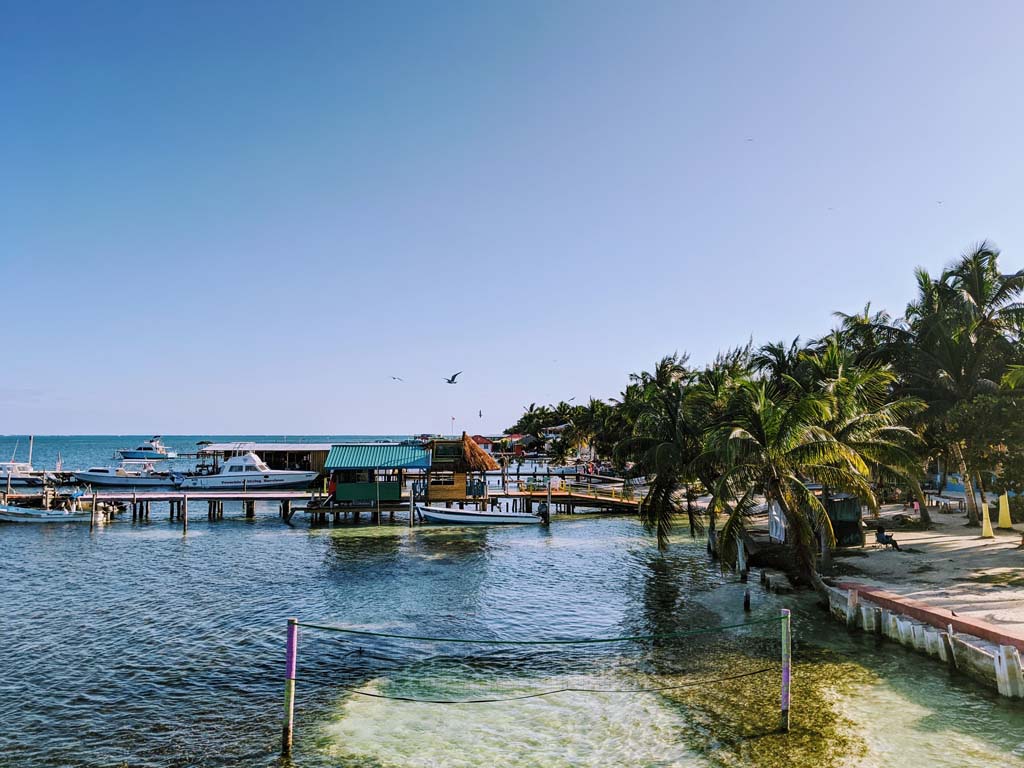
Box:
left=951, top=442, right=979, bottom=526
left=975, top=471, right=988, bottom=507
left=907, top=476, right=931, bottom=527
left=770, top=481, right=828, bottom=598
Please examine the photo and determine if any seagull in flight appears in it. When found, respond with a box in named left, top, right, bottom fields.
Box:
left=390, top=376, right=404, bottom=382
left=445, top=371, right=463, bottom=384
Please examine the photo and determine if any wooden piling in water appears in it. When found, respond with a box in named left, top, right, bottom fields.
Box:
left=281, top=617, right=298, bottom=755
left=182, top=496, right=188, bottom=534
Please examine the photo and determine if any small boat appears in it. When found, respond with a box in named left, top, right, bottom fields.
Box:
left=120, top=437, right=177, bottom=460
left=0, top=461, right=44, bottom=488
left=416, top=504, right=542, bottom=525
left=177, top=452, right=319, bottom=490
left=73, top=461, right=177, bottom=488
left=0, top=500, right=92, bottom=523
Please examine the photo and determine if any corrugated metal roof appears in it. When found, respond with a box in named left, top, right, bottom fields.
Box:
left=200, top=442, right=333, bottom=454
left=325, top=443, right=432, bottom=470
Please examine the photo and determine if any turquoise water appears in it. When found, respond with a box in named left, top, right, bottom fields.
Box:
left=0, top=437, right=1022, bottom=767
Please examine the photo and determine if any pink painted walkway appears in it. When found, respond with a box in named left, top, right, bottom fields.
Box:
left=837, top=581, right=1024, bottom=652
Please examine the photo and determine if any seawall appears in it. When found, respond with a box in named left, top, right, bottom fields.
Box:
left=824, top=581, right=1024, bottom=699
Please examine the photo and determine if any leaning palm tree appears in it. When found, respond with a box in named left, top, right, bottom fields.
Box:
left=706, top=380, right=876, bottom=592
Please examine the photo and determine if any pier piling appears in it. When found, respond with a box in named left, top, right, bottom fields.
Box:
left=281, top=617, right=298, bottom=755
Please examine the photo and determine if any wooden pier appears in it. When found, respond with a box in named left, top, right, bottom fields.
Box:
left=3, top=470, right=647, bottom=532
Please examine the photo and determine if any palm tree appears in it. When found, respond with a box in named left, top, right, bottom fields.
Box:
left=881, top=244, right=1024, bottom=524
left=614, top=355, right=709, bottom=547
left=706, top=380, right=876, bottom=592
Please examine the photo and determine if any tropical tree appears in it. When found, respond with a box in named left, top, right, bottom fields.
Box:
left=706, top=380, right=876, bottom=592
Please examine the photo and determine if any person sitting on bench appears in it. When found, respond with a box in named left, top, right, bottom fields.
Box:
left=875, top=525, right=900, bottom=551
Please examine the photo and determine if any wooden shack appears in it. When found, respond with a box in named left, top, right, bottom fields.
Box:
left=426, top=433, right=500, bottom=504
left=324, top=443, right=432, bottom=504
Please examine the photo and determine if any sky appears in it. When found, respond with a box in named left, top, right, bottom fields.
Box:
left=2, top=1, right=1023, bottom=435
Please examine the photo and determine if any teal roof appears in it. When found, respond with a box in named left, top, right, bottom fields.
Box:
left=325, top=443, right=431, bottom=470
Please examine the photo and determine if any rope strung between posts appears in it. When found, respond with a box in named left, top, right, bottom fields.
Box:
left=295, top=615, right=783, bottom=645
left=338, top=666, right=777, bottom=704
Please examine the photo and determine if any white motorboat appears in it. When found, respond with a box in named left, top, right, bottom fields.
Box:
left=120, top=437, right=177, bottom=460
left=73, top=461, right=177, bottom=488
left=176, top=452, right=318, bottom=490
left=0, top=500, right=92, bottom=523
left=416, top=504, right=542, bottom=525
left=0, top=461, right=44, bottom=488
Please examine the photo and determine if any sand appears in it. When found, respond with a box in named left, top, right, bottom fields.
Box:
left=830, top=504, right=1024, bottom=637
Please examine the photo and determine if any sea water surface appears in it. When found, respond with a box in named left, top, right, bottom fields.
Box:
left=1, top=437, right=1022, bottom=767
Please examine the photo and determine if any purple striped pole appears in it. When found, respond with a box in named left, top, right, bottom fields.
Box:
left=780, top=608, right=792, bottom=732
left=281, top=617, right=299, bottom=754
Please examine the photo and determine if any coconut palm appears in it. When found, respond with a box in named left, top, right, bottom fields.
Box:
left=706, top=380, right=876, bottom=591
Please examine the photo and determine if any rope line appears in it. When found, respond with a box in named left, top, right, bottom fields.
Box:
left=337, top=666, right=777, bottom=704
left=295, top=616, right=782, bottom=645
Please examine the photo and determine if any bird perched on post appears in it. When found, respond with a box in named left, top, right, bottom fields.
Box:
left=445, top=371, right=462, bottom=384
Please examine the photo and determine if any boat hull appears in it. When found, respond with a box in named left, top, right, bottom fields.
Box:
left=0, top=505, right=92, bottom=523
left=0, top=476, right=43, bottom=488
left=416, top=504, right=541, bottom=525
left=72, top=472, right=177, bottom=488
left=119, top=451, right=176, bottom=460
left=178, top=471, right=319, bottom=490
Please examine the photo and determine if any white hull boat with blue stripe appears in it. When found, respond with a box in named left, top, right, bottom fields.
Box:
left=177, top=452, right=318, bottom=490
left=416, top=504, right=541, bottom=525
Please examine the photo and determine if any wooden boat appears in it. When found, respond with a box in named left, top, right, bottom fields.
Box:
left=0, top=503, right=92, bottom=523
left=416, top=504, right=542, bottom=525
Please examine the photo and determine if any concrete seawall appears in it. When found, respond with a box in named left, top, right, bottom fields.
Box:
left=824, top=582, right=1024, bottom=699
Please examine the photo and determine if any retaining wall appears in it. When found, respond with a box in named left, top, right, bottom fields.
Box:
left=824, top=583, right=1024, bottom=699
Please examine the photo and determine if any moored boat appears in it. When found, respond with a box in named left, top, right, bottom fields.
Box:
left=73, top=461, right=178, bottom=488
left=176, top=452, right=318, bottom=490
left=416, top=504, right=542, bottom=525
left=120, top=437, right=177, bottom=460
left=0, top=461, right=44, bottom=488
left=0, top=502, right=92, bottom=523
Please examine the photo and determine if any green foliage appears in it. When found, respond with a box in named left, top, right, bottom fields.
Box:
left=505, top=242, right=1023, bottom=580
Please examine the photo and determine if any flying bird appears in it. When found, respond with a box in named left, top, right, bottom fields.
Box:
left=445, top=371, right=462, bottom=384
left=390, top=376, right=404, bottom=382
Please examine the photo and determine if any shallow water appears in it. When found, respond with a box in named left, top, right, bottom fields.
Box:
left=0, top=437, right=1022, bottom=767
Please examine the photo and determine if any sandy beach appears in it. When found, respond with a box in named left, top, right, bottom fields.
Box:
left=830, top=504, right=1024, bottom=637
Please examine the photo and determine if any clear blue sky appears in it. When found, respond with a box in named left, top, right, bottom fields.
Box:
left=2, top=1, right=1022, bottom=434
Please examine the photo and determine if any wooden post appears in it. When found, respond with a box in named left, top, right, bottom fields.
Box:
left=90, top=492, right=98, bottom=530
left=281, top=617, right=299, bottom=755
left=780, top=608, right=792, bottom=732
left=182, top=495, right=188, bottom=533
